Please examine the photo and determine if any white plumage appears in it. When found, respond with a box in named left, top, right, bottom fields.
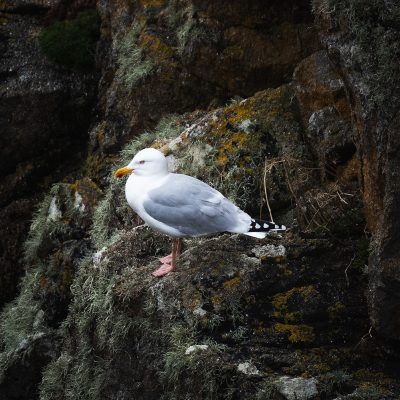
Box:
left=115, top=148, right=286, bottom=276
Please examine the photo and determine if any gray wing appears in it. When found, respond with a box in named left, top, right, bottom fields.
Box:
left=143, top=174, right=247, bottom=236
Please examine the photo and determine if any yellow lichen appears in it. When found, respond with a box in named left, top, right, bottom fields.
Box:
left=253, top=320, right=267, bottom=334
left=272, top=285, right=318, bottom=322
left=182, top=290, right=202, bottom=311
left=139, top=0, right=166, bottom=7
left=222, top=276, right=241, bottom=289
left=311, top=362, right=330, bottom=373
left=327, top=301, right=345, bottom=320
left=274, top=323, right=315, bottom=343
left=353, top=369, right=393, bottom=389
left=211, top=294, right=222, bottom=306
left=205, top=101, right=254, bottom=169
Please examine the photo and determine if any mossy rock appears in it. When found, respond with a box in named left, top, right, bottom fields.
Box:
left=156, top=85, right=314, bottom=214
left=39, top=10, right=100, bottom=71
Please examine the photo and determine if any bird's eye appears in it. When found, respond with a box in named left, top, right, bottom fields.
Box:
left=139, top=160, right=145, bottom=164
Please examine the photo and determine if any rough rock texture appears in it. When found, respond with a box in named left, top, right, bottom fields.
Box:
left=313, top=0, right=400, bottom=344
left=88, top=0, right=319, bottom=177
left=0, top=0, right=97, bottom=306
left=0, top=179, right=101, bottom=400
left=1, top=0, right=400, bottom=399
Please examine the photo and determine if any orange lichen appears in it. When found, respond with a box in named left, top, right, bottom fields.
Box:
left=139, top=33, right=175, bottom=64
left=39, top=275, right=48, bottom=289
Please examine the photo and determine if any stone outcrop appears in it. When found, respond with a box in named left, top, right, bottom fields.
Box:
left=1, top=0, right=400, bottom=399
left=314, top=0, right=400, bottom=344
left=0, top=0, right=97, bottom=306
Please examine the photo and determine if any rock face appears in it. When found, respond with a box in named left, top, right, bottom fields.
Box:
left=0, top=0, right=97, bottom=306
left=1, top=0, right=400, bottom=399
left=88, top=0, right=319, bottom=175
left=314, top=0, right=400, bottom=343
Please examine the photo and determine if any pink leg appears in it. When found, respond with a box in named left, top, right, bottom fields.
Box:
left=159, top=254, right=173, bottom=264
left=152, top=239, right=182, bottom=277
left=152, top=263, right=175, bottom=277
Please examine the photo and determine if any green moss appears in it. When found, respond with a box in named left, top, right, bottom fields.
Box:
left=39, top=353, right=72, bottom=400
left=166, top=1, right=218, bottom=56
left=271, top=286, right=318, bottom=343
left=39, top=10, right=100, bottom=71
left=328, top=207, right=366, bottom=237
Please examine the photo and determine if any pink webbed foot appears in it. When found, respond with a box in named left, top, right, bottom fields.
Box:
left=152, top=264, right=175, bottom=277
left=158, top=254, right=173, bottom=264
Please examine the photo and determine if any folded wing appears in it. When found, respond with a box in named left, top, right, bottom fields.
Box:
left=142, top=174, right=250, bottom=236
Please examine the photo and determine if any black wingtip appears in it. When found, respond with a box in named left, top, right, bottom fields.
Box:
left=248, top=218, right=286, bottom=233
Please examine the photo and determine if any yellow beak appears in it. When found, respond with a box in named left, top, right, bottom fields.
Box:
left=114, top=166, right=134, bottom=178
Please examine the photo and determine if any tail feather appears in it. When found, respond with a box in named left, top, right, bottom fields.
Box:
left=244, top=218, right=286, bottom=238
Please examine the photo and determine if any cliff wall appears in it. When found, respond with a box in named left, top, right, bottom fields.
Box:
left=1, top=1, right=400, bottom=399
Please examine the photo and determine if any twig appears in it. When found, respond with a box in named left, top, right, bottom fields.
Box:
left=336, top=190, right=349, bottom=204
left=345, top=254, right=356, bottom=286
left=354, top=326, right=373, bottom=350
left=263, top=159, right=275, bottom=223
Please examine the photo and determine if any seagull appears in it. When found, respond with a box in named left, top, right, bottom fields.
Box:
left=115, top=148, right=286, bottom=277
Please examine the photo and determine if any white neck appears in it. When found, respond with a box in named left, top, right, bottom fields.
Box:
left=125, top=172, right=169, bottom=213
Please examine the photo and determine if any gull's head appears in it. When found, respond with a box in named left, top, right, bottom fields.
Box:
left=114, top=148, right=168, bottom=178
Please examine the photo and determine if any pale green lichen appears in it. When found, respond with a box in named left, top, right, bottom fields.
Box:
left=313, top=0, right=400, bottom=112
left=39, top=256, right=129, bottom=400
left=116, top=20, right=155, bottom=89
left=0, top=181, right=93, bottom=386
left=0, top=269, right=42, bottom=355
left=24, top=184, right=74, bottom=263
left=161, top=326, right=229, bottom=400
left=166, top=0, right=218, bottom=56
